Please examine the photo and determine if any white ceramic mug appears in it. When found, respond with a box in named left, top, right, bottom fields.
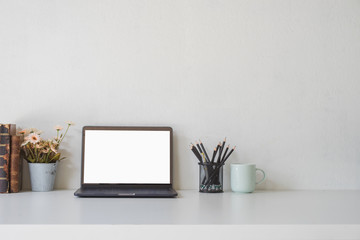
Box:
left=231, top=163, right=265, bottom=193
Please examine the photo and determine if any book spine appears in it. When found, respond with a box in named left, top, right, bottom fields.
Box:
left=9, top=124, right=16, bottom=135
left=0, top=124, right=11, bottom=193
left=10, top=135, right=21, bottom=193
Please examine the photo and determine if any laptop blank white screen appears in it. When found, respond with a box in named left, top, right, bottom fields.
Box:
left=83, top=130, right=171, bottom=184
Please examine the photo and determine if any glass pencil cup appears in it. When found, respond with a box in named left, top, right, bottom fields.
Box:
left=199, top=162, right=224, bottom=193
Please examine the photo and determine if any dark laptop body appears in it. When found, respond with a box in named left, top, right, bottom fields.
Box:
left=74, top=126, right=178, bottom=198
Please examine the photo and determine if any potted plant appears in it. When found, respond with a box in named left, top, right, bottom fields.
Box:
left=19, top=122, right=73, bottom=191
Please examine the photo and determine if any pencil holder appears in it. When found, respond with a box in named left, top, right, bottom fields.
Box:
left=199, top=162, right=224, bottom=193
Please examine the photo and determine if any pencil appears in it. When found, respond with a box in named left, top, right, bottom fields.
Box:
left=217, top=138, right=226, bottom=163
left=221, top=145, right=229, bottom=162
left=210, top=147, right=217, bottom=163
left=201, top=152, right=209, bottom=183
left=195, top=141, right=203, bottom=154
left=191, top=144, right=202, bottom=163
left=212, top=143, right=220, bottom=163
left=221, top=146, right=236, bottom=163
left=201, top=152, right=206, bottom=163
left=199, top=140, right=210, bottom=162
left=204, top=146, right=236, bottom=187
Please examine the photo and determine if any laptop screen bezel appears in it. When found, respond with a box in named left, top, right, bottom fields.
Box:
left=80, top=126, right=174, bottom=188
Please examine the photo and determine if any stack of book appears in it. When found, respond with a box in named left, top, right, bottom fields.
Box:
left=0, top=123, right=22, bottom=193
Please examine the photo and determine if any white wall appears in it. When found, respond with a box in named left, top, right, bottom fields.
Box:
left=1, top=0, right=360, bottom=190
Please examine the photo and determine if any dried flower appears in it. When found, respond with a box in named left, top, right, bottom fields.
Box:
left=20, top=122, right=73, bottom=163
left=21, top=139, right=29, bottom=147
left=66, top=121, right=75, bottom=126
left=41, top=148, right=50, bottom=154
left=54, top=125, right=63, bottom=131
left=28, top=128, right=42, bottom=135
left=50, top=144, right=58, bottom=154
left=28, top=133, right=41, bottom=144
left=18, top=130, right=26, bottom=135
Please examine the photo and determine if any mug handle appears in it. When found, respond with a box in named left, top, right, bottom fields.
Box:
left=256, top=168, right=266, bottom=184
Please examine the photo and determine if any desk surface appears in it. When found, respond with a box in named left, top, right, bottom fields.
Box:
left=1, top=190, right=360, bottom=225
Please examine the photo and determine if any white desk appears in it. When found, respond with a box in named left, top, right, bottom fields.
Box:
left=1, top=190, right=360, bottom=239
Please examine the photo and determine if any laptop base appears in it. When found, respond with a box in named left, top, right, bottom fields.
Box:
left=74, top=186, right=178, bottom=198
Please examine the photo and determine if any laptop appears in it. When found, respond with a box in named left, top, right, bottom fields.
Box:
left=74, top=126, right=178, bottom=197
